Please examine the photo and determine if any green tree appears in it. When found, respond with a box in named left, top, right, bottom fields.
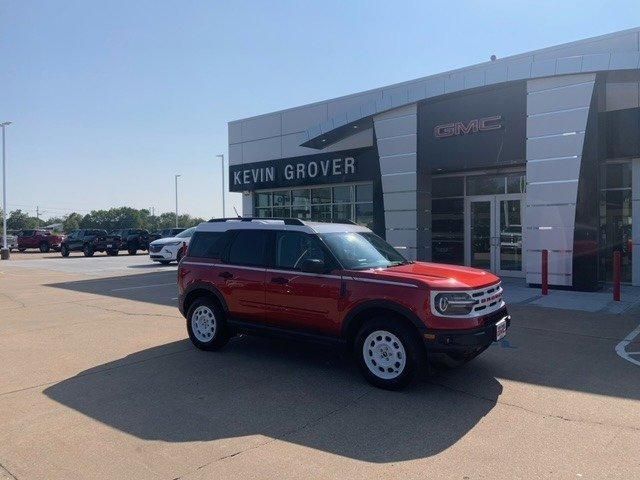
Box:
left=63, top=213, right=83, bottom=232
left=7, top=210, right=39, bottom=231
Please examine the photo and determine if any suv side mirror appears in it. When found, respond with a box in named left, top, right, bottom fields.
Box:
left=299, top=258, right=325, bottom=274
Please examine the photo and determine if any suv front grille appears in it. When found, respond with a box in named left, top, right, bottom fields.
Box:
left=149, top=244, right=163, bottom=253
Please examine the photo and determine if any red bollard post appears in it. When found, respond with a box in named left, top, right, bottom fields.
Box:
left=613, top=251, right=621, bottom=302
left=541, top=249, right=548, bottom=296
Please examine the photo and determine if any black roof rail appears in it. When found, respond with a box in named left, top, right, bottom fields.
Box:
left=207, top=217, right=306, bottom=226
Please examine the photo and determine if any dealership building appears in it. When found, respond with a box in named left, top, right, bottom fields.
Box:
left=228, top=28, right=640, bottom=291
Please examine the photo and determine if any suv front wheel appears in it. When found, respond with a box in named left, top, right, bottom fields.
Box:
left=186, top=298, right=230, bottom=351
left=355, top=317, right=424, bottom=390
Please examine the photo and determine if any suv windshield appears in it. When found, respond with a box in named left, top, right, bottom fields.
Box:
left=320, top=231, right=409, bottom=270
left=176, top=227, right=196, bottom=238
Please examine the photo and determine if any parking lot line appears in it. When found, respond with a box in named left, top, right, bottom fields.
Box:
left=111, top=282, right=176, bottom=292
left=615, top=322, right=640, bottom=367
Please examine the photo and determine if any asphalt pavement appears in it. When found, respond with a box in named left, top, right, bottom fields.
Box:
left=0, top=252, right=639, bottom=479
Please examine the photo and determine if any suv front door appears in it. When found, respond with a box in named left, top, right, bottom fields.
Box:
left=265, top=231, right=343, bottom=336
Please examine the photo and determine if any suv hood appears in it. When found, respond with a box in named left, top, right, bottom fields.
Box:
left=355, top=261, right=500, bottom=290
left=150, top=236, right=191, bottom=246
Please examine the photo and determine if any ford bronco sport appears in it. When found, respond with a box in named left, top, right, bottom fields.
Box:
left=178, top=218, right=510, bottom=389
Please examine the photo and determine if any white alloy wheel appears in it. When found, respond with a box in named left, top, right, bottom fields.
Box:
left=362, top=330, right=407, bottom=380
left=191, top=305, right=217, bottom=343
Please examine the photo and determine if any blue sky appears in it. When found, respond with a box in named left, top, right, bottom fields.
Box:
left=1, top=1, right=639, bottom=220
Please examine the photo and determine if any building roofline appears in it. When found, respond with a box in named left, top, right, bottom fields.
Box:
left=229, top=26, right=640, bottom=125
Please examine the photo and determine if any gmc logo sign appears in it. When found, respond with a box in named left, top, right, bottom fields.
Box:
left=434, top=114, right=503, bottom=138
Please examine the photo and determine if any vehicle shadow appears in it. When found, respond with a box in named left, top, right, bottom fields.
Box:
left=43, top=337, right=503, bottom=462
left=47, top=271, right=178, bottom=306
left=127, top=263, right=175, bottom=269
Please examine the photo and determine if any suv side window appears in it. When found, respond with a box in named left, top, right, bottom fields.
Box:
left=188, top=232, right=230, bottom=259
left=226, top=230, right=267, bottom=267
left=275, top=232, right=326, bottom=270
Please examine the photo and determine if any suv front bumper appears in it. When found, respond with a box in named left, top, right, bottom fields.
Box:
left=423, top=308, right=510, bottom=356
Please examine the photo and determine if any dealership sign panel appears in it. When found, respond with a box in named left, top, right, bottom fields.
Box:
left=229, top=147, right=378, bottom=192
left=419, top=83, right=526, bottom=173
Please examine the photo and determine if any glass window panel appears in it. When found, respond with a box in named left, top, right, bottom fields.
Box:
left=355, top=184, right=373, bottom=202
left=272, top=191, right=290, bottom=207
left=601, top=188, right=632, bottom=282
left=311, top=187, right=332, bottom=204
left=291, top=188, right=310, bottom=207
left=254, top=192, right=271, bottom=208
left=332, top=204, right=352, bottom=222
left=272, top=207, right=291, bottom=218
left=255, top=208, right=272, bottom=218
left=432, top=177, right=464, bottom=198
left=311, top=204, right=332, bottom=222
left=469, top=201, right=492, bottom=269
left=275, top=232, right=326, bottom=270
left=228, top=231, right=268, bottom=267
left=333, top=185, right=352, bottom=203
left=431, top=198, right=464, bottom=265
left=188, top=232, right=229, bottom=259
left=355, top=203, right=373, bottom=229
left=466, top=176, right=505, bottom=195
left=291, top=205, right=311, bottom=220
left=605, top=162, right=632, bottom=189
left=499, top=199, right=523, bottom=272
left=506, top=174, right=526, bottom=193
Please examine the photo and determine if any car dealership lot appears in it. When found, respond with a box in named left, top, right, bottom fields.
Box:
left=1, top=254, right=639, bottom=479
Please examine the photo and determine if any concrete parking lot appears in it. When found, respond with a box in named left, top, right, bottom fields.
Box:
left=1, top=252, right=639, bottom=479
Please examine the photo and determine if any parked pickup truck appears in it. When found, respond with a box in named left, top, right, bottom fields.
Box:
left=17, top=229, right=64, bottom=253
left=60, top=229, right=110, bottom=257
left=104, top=228, right=151, bottom=255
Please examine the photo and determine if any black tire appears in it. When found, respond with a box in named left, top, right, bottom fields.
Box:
left=83, top=244, right=94, bottom=257
left=18, top=248, right=26, bottom=252
left=354, top=316, right=425, bottom=390
left=128, top=247, right=137, bottom=255
left=61, top=245, right=70, bottom=257
left=107, top=249, right=118, bottom=256
left=186, top=297, right=230, bottom=351
left=39, top=242, right=51, bottom=253
left=176, top=249, right=184, bottom=263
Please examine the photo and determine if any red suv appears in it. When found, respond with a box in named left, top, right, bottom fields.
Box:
left=178, top=218, right=510, bottom=389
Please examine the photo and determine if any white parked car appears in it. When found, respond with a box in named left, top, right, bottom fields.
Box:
left=148, top=227, right=196, bottom=264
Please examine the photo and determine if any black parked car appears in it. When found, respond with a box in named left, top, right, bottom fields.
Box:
left=60, top=229, right=110, bottom=257
left=104, top=228, right=151, bottom=255
left=159, top=228, right=185, bottom=238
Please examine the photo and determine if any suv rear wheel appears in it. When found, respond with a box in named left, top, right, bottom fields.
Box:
left=186, top=298, right=230, bottom=351
left=39, top=242, right=50, bottom=253
left=354, top=317, right=424, bottom=390
left=83, top=244, right=94, bottom=257
left=60, top=245, right=70, bottom=257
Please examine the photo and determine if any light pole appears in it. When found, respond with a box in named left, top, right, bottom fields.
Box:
left=1, top=121, right=12, bottom=260
left=216, top=154, right=225, bottom=218
left=174, top=174, right=181, bottom=228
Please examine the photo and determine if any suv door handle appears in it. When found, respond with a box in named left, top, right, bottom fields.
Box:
left=271, top=276, right=289, bottom=285
left=219, top=271, right=233, bottom=279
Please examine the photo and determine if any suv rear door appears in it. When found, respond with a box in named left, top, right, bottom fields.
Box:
left=218, top=230, right=268, bottom=323
left=265, top=231, right=343, bottom=336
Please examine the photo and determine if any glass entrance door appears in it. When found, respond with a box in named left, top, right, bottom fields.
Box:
left=466, top=194, right=524, bottom=277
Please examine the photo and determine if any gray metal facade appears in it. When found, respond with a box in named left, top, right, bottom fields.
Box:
left=229, top=28, right=640, bottom=288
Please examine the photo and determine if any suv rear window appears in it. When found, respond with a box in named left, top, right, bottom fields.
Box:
left=188, top=232, right=229, bottom=259
left=227, top=230, right=267, bottom=266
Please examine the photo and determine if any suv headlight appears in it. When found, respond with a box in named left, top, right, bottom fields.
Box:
left=432, top=292, right=477, bottom=316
